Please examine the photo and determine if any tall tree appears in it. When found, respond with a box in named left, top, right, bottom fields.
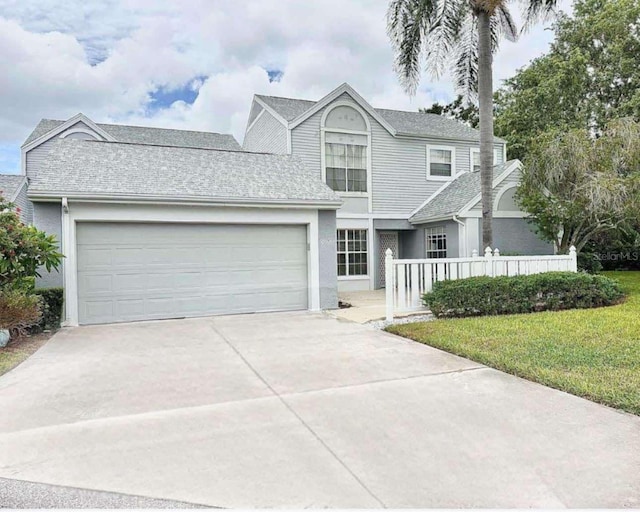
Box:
left=494, top=0, right=640, bottom=161
left=387, top=0, right=558, bottom=250
left=517, top=118, right=640, bottom=252
left=421, top=95, right=480, bottom=128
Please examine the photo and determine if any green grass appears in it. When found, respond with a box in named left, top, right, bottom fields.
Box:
left=0, top=333, right=51, bottom=377
left=386, top=271, right=640, bottom=415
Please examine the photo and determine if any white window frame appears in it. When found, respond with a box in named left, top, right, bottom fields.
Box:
left=426, top=145, right=456, bottom=181
left=425, top=226, right=447, bottom=259
left=324, top=142, right=368, bottom=193
left=320, top=101, right=372, bottom=202
left=470, top=147, right=501, bottom=172
left=337, top=228, right=369, bottom=278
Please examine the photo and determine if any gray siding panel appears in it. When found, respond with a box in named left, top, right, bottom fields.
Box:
left=242, top=110, right=288, bottom=154
left=290, top=93, right=496, bottom=217
left=491, top=218, right=554, bottom=255
left=33, top=202, right=63, bottom=289
left=12, top=182, right=33, bottom=225
left=470, top=167, right=521, bottom=213
left=318, top=210, right=338, bottom=309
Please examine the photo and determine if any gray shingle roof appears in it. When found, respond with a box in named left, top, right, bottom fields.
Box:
left=23, top=119, right=241, bottom=150
left=29, top=139, right=341, bottom=206
left=0, top=174, right=26, bottom=201
left=410, top=161, right=513, bottom=223
left=254, top=94, right=505, bottom=143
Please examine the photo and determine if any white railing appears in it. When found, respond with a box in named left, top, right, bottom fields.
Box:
left=385, top=246, right=578, bottom=321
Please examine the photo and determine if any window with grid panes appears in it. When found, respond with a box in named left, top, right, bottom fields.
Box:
left=425, top=227, right=447, bottom=258
left=428, top=147, right=453, bottom=178
left=325, top=143, right=367, bottom=192
left=337, top=229, right=368, bottom=276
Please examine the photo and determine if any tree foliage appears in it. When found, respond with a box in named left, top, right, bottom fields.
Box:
left=517, top=118, right=640, bottom=253
left=421, top=95, right=480, bottom=128
left=0, top=195, right=63, bottom=291
left=495, top=0, right=640, bottom=161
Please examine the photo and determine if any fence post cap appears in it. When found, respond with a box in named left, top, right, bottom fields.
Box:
left=493, top=248, right=500, bottom=256
left=472, top=249, right=478, bottom=257
left=569, top=245, right=577, bottom=254
left=484, top=246, right=493, bottom=256
left=385, top=248, right=393, bottom=257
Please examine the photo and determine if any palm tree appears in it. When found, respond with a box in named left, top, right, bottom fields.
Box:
left=387, top=0, right=558, bottom=250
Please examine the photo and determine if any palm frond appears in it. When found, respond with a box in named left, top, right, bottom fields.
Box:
left=452, top=11, right=479, bottom=100
left=387, top=0, right=438, bottom=95
left=522, top=0, right=559, bottom=32
left=423, top=0, right=469, bottom=79
left=496, top=4, right=518, bottom=42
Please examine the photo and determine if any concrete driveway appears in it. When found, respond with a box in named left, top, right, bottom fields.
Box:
left=0, top=312, right=638, bottom=508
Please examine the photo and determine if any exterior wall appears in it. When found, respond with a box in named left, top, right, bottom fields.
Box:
left=33, top=201, right=63, bottom=289
left=290, top=91, right=499, bottom=218
left=318, top=210, right=338, bottom=309
left=12, top=182, right=33, bottom=225
left=419, top=220, right=460, bottom=258
left=25, top=121, right=101, bottom=181
left=242, top=109, right=288, bottom=154
left=491, top=218, right=554, bottom=255
left=469, top=167, right=521, bottom=213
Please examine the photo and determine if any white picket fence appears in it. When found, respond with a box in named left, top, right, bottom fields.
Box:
left=385, top=246, right=578, bottom=321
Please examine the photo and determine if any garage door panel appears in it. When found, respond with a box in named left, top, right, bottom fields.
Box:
left=77, top=223, right=309, bottom=324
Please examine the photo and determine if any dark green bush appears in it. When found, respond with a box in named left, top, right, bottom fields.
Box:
left=577, top=251, right=603, bottom=273
left=424, top=272, right=624, bottom=318
left=30, top=288, right=64, bottom=332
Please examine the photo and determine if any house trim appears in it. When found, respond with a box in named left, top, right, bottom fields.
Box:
left=289, top=83, right=396, bottom=136
left=252, top=96, right=289, bottom=127
left=458, top=160, right=522, bottom=217
left=244, top=107, right=266, bottom=137
left=61, top=201, right=323, bottom=326
left=27, top=192, right=342, bottom=210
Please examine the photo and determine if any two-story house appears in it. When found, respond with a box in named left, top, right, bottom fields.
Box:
left=11, top=82, right=550, bottom=326
left=243, top=83, right=552, bottom=292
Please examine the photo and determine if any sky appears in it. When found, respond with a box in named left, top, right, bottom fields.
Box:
left=0, top=0, right=571, bottom=174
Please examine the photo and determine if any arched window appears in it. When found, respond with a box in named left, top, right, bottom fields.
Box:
left=322, top=103, right=369, bottom=193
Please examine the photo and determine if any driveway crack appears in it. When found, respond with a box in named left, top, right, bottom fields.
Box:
left=209, top=319, right=387, bottom=508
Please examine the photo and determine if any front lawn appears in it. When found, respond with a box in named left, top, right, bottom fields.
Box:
left=387, top=271, right=640, bottom=415
left=0, top=333, right=52, bottom=377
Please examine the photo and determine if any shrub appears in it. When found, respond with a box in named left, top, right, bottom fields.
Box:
left=30, top=288, right=64, bottom=333
left=424, top=272, right=624, bottom=318
left=577, top=251, right=604, bottom=274
left=0, top=290, right=42, bottom=334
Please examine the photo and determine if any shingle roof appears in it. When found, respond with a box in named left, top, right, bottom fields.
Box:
left=0, top=174, right=26, bottom=201
left=409, top=161, right=513, bottom=224
left=254, top=94, right=505, bottom=143
left=29, top=139, right=341, bottom=206
left=23, top=119, right=241, bottom=150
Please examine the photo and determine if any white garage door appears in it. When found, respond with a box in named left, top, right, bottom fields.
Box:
left=76, top=222, right=308, bottom=325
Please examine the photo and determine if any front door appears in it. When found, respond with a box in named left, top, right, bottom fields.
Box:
left=378, top=231, right=399, bottom=288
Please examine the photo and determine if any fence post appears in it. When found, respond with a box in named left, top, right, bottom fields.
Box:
left=472, top=249, right=478, bottom=258
left=569, top=245, right=577, bottom=272
left=484, top=246, right=493, bottom=277
left=385, top=248, right=394, bottom=322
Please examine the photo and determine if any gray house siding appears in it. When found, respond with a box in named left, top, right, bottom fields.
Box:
left=290, top=92, right=506, bottom=217
left=318, top=210, right=338, bottom=309
left=469, top=167, right=521, bottom=213
left=33, top=202, right=64, bottom=289
left=490, top=218, right=554, bottom=255
left=242, top=109, right=287, bottom=154
left=12, top=182, right=33, bottom=225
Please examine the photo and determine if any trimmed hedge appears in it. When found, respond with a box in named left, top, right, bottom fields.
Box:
left=30, top=288, right=64, bottom=332
left=424, top=272, right=624, bottom=318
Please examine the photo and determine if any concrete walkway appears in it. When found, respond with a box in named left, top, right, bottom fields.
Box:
left=0, top=312, right=638, bottom=508
left=333, top=289, right=429, bottom=323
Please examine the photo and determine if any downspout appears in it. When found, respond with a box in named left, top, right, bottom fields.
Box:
left=452, top=215, right=466, bottom=257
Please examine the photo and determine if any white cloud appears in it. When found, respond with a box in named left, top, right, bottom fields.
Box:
left=0, top=0, right=571, bottom=173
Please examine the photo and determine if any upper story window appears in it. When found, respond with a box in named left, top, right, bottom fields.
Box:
left=471, top=147, right=501, bottom=172
left=325, top=143, right=367, bottom=192
left=322, top=103, right=370, bottom=194
left=427, top=145, right=455, bottom=180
